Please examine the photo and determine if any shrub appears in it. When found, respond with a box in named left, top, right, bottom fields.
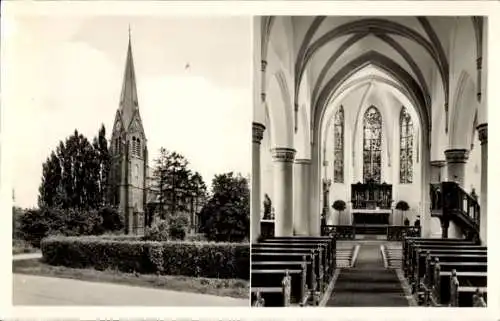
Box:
left=41, top=235, right=249, bottom=280
left=98, top=206, right=123, bottom=232
left=168, top=212, right=190, bottom=240
left=144, top=220, right=170, bottom=242
left=20, top=207, right=63, bottom=247
left=395, top=200, right=410, bottom=211
left=332, top=200, right=347, bottom=212
left=19, top=206, right=123, bottom=248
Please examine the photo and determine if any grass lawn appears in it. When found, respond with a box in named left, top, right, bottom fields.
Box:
left=13, top=258, right=249, bottom=299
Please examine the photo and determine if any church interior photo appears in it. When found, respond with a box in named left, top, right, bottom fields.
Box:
left=251, top=16, right=488, bottom=307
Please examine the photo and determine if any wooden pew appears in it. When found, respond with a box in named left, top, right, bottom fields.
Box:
left=258, top=239, right=334, bottom=286
left=427, top=260, right=487, bottom=306
left=403, top=238, right=476, bottom=274
left=251, top=291, right=265, bottom=307
left=406, top=243, right=481, bottom=279
left=253, top=242, right=330, bottom=272
left=431, top=269, right=486, bottom=306
left=252, top=268, right=308, bottom=306
left=253, top=242, right=329, bottom=289
left=414, top=250, right=486, bottom=292
left=450, top=273, right=487, bottom=307
left=252, top=260, right=317, bottom=303
left=251, top=273, right=292, bottom=307
left=260, top=237, right=336, bottom=275
left=261, top=236, right=336, bottom=269
left=404, top=239, right=477, bottom=274
left=415, top=249, right=486, bottom=282
left=403, top=237, right=475, bottom=256
left=252, top=252, right=316, bottom=304
left=252, top=247, right=324, bottom=294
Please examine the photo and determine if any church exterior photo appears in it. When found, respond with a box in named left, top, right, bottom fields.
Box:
left=109, top=34, right=204, bottom=235
left=251, top=16, right=488, bottom=308
left=9, top=16, right=250, bottom=307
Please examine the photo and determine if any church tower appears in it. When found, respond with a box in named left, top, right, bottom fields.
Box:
left=109, top=30, right=148, bottom=234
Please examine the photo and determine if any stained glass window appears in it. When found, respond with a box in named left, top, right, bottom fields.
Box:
left=399, top=107, right=413, bottom=183
left=363, top=106, right=382, bottom=183
left=334, top=106, right=344, bottom=183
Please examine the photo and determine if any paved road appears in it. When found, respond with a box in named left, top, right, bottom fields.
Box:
left=13, top=253, right=42, bottom=261
left=13, top=274, right=249, bottom=306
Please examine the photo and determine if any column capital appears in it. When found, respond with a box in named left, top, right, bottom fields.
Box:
left=477, top=123, right=487, bottom=144
left=444, top=149, right=469, bottom=164
left=430, top=160, right=446, bottom=168
left=295, top=158, right=311, bottom=165
left=271, top=147, right=296, bottom=163
left=252, top=122, right=266, bottom=144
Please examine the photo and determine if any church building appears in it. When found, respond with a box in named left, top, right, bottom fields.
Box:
left=108, top=33, right=203, bottom=234
left=109, top=32, right=149, bottom=235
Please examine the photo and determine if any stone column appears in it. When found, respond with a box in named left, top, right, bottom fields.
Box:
left=430, top=160, right=446, bottom=183
left=251, top=122, right=265, bottom=242
left=272, top=147, right=296, bottom=236
left=310, top=144, right=321, bottom=236
left=294, top=159, right=311, bottom=235
left=444, top=149, right=469, bottom=186
left=477, top=123, right=487, bottom=245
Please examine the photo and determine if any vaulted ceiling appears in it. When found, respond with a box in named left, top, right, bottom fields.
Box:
left=261, top=16, right=483, bottom=149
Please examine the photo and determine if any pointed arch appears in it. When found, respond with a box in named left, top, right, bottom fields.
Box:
left=333, top=105, right=345, bottom=183
left=399, top=106, right=414, bottom=184
left=363, top=106, right=382, bottom=183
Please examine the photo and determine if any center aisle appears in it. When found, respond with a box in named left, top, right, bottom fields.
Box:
left=326, top=242, right=408, bottom=306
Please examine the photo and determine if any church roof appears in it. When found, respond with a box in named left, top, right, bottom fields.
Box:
left=118, top=30, right=139, bottom=129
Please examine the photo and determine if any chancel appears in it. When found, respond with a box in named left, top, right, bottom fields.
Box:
left=251, top=16, right=488, bottom=308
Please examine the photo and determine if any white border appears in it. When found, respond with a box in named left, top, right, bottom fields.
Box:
left=2, top=1, right=500, bottom=320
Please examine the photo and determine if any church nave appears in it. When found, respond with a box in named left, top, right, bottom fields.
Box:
left=251, top=15, right=488, bottom=308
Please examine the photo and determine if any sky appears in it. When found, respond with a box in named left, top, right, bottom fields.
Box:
left=3, top=16, right=252, bottom=209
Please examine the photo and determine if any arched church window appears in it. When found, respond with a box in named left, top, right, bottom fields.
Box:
left=136, top=139, right=141, bottom=157
left=132, top=137, right=137, bottom=157
left=399, top=107, right=413, bottom=184
left=333, top=106, right=344, bottom=183
left=363, top=106, right=382, bottom=183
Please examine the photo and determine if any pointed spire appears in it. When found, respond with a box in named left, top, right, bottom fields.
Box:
left=119, top=26, right=139, bottom=128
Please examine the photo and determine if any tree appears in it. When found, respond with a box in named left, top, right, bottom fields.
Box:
left=93, top=124, right=111, bottom=206
left=152, top=148, right=206, bottom=220
left=199, top=172, right=250, bottom=242
left=38, top=151, right=63, bottom=208
left=38, top=127, right=110, bottom=210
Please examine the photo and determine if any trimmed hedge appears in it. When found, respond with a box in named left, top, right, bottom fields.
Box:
left=41, top=236, right=249, bottom=280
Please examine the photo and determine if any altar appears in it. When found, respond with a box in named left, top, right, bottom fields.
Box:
left=352, top=209, right=392, bottom=225
left=350, top=180, right=393, bottom=226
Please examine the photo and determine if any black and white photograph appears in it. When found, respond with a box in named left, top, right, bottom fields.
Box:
left=251, top=16, right=488, bottom=307
left=5, top=14, right=251, bottom=306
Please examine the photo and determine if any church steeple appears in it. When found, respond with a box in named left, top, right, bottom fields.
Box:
left=119, top=27, right=139, bottom=129
left=109, top=28, right=148, bottom=235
